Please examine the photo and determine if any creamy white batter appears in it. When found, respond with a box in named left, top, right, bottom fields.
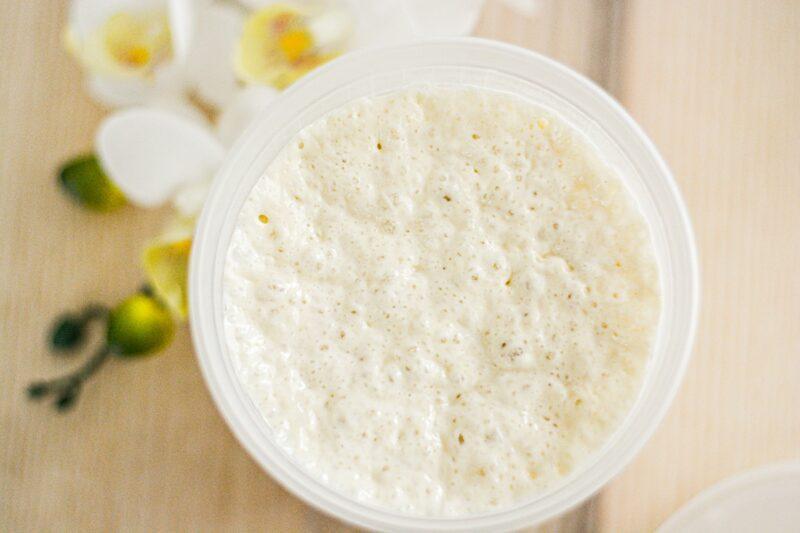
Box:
left=223, top=87, right=660, bottom=516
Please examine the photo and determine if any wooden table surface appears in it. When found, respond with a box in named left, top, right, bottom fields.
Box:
left=2, top=1, right=799, bottom=531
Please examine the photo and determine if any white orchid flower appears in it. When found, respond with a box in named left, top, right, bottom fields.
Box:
left=64, top=0, right=251, bottom=110
left=64, top=0, right=194, bottom=107
left=95, top=86, right=276, bottom=210
left=234, top=3, right=346, bottom=89
left=233, top=0, right=486, bottom=89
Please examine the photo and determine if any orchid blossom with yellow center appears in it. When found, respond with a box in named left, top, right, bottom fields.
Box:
left=235, top=4, right=347, bottom=89
left=62, top=0, right=198, bottom=107
left=66, top=10, right=172, bottom=78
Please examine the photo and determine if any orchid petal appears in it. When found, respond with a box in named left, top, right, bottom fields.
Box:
left=167, top=0, right=193, bottom=62
left=142, top=214, right=198, bottom=322
left=148, top=95, right=210, bottom=126
left=96, top=107, right=224, bottom=207
left=185, top=2, right=246, bottom=108
left=143, top=235, right=192, bottom=320
left=342, top=1, right=415, bottom=48
left=172, top=178, right=212, bottom=218
left=88, top=75, right=155, bottom=108
left=69, top=0, right=166, bottom=37
left=344, top=0, right=484, bottom=47
left=307, top=6, right=352, bottom=49
left=236, top=0, right=280, bottom=10
left=86, top=62, right=184, bottom=108
left=216, top=85, right=279, bottom=147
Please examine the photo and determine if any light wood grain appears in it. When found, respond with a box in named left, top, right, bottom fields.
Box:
left=601, top=1, right=800, bottom=530
left=1, top=1, right=798, bottom=531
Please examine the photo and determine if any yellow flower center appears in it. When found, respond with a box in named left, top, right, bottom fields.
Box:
left=123, top=44, right=152, bottom=68
left=102, top=12, right=170, bottom=73
left=279, top=28, right=313, bottom=63
left=235, top=5, right=342, bottom=89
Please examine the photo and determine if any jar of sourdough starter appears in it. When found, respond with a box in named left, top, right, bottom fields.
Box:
left=189, top=39, right=699, bottom=531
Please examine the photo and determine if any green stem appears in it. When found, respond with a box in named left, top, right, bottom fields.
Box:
left=80, top=304, right=108, bottom=323
left=27, top=345, right=114, bottom=410
left=70, top=344, right=113, bottom=383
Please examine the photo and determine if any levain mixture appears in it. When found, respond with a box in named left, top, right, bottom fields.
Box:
left=224, top=87, right=660, bottom=516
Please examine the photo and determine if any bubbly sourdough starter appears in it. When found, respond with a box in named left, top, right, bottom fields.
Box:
left=223, top=87, right=660, bottom=516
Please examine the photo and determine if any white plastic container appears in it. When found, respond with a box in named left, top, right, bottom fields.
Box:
left=189, top=38, right=699, bottom=531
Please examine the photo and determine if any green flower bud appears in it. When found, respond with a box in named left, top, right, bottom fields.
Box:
left=58, top=154, right=126, bottom=212
left=107, top=293, right=175, bottom=356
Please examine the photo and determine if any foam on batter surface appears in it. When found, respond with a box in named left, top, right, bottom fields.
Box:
left=223, top=87, right=660, bottom=516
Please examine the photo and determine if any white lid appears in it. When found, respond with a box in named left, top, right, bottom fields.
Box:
left=659, top=462, right=800, bottom=533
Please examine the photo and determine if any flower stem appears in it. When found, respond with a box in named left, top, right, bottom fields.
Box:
left=27, top=345, right=114, bottom=411
left=80, top=304, right=108, bottom=323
